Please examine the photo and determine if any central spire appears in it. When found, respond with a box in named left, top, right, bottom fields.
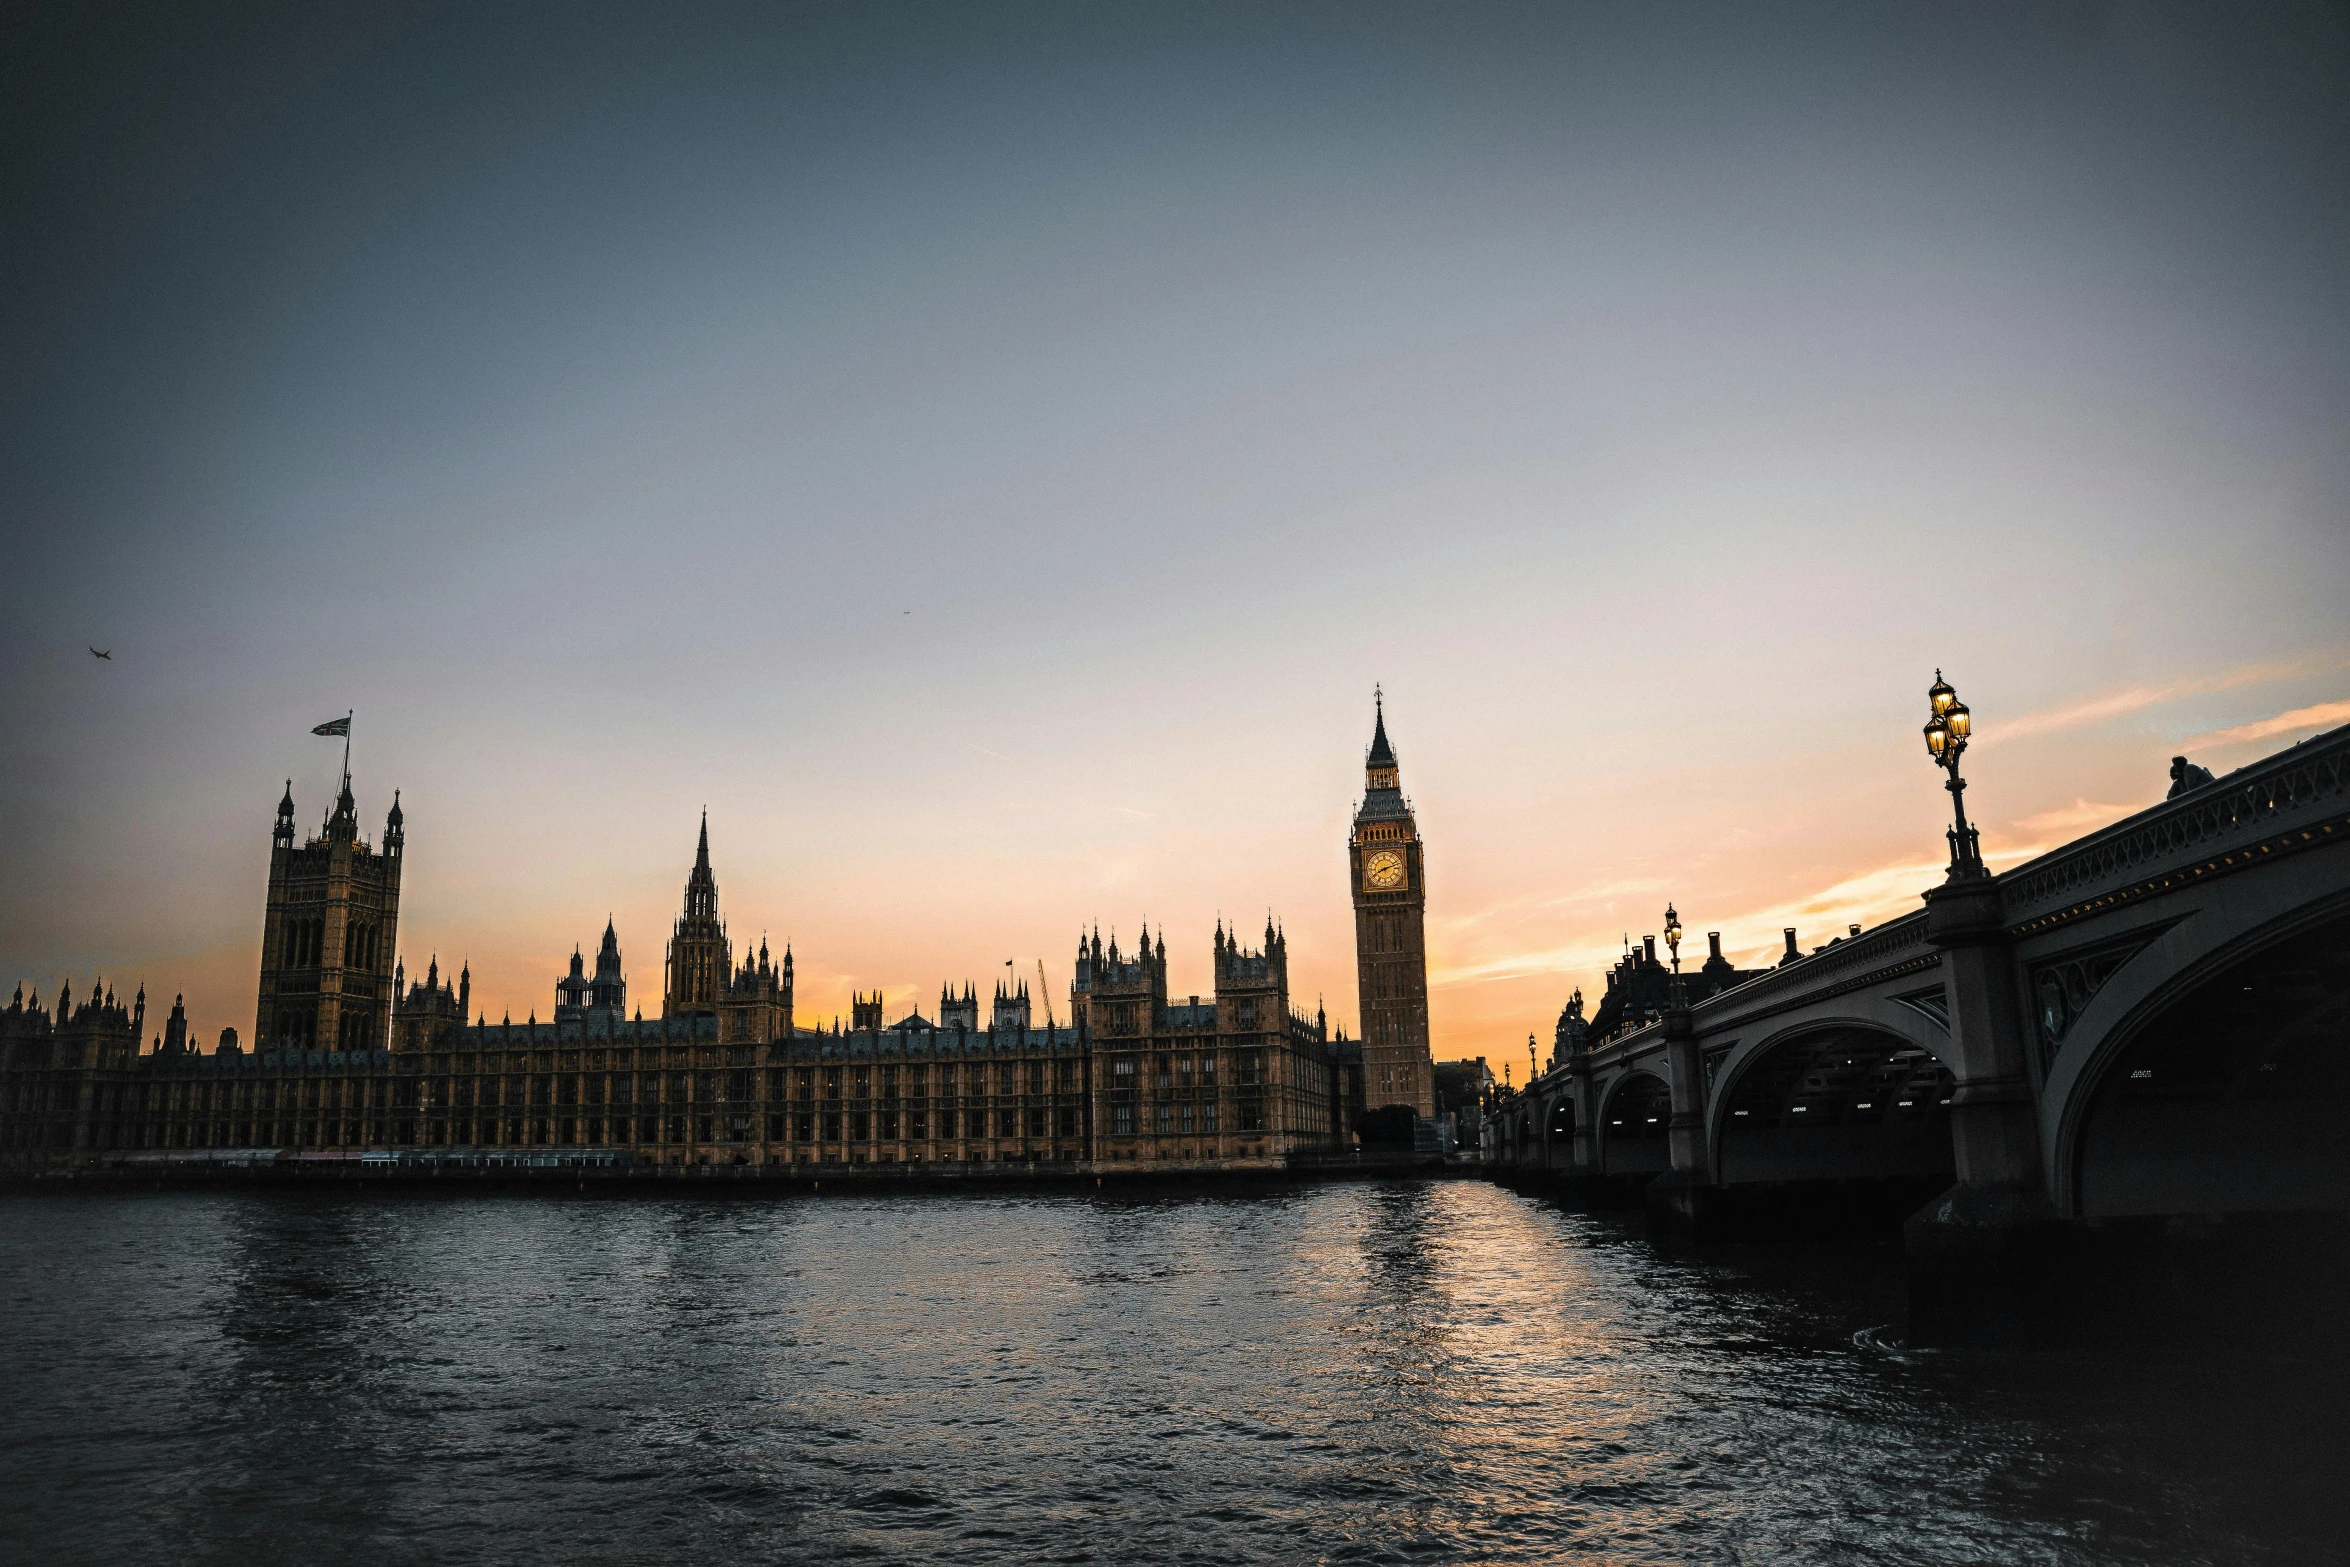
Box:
left=1366, top=686, right=1398, bottom=785
left=681, top=813, right=719, bottom=922
left=666, top=811, right=729, bottom=1016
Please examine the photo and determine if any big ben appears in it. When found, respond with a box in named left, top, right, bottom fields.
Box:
left=1349, top=691, right=1435, bottom=1118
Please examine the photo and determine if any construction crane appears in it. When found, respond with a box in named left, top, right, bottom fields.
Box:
left=1038, top=959, right=1055, bottom=1030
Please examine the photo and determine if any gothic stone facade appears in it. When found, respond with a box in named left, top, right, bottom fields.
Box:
left=0, top=709, right=1447, bottom=1174
left=256, top=776, right=403, bottom=1053
left=1351, top=698, right=1437, bottom=1118
left=3, top=765, right=1385, bottom=1173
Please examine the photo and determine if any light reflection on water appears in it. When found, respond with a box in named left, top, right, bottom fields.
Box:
left=0, top=1180, right=2340, bottom=1564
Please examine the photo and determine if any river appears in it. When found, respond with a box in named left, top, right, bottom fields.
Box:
left=1, top=1179, right=2341, bottom=1563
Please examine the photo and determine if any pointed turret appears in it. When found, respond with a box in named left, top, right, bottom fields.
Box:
left=666, top=812, right=728, bottom=1015
left=327, top=771, right=359, bottom=841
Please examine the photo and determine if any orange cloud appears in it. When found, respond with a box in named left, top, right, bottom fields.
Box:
left=1987, top=660, right=2310, bottom=745
left=2184, top=699, right=2350, bottom=752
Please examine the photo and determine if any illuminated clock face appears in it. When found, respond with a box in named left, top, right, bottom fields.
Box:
left=1364, top=850, right=1406, bottom=890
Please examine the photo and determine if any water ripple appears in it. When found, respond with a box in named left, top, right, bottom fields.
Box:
left=0, top=1182, right=2342, bottom=1564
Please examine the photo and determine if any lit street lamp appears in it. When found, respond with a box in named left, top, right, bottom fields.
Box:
left=1662, top=902, right=1684, bottom=1005
left=1922, top=670, right=1985, bottom=877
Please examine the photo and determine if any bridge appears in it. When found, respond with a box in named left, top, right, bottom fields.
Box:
left=1483, top=722, right=2350, bottom=1343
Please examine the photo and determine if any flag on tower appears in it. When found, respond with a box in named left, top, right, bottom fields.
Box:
left=312, top=716, right=350, bottom=736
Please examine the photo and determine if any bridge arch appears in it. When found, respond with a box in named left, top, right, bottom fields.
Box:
left=1597, top=1069, right=1672, bottom=1178
left=2058, top=900, right=2350, bottom=1219
left=1709, top=1019, right=1957, bottom=1192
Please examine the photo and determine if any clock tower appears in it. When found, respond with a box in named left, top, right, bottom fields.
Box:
left=1349, top=692, right=1435, bottom=1118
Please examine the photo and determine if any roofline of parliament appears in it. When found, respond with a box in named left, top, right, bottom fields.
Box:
left=0, top=704, right=1442, bottom=1171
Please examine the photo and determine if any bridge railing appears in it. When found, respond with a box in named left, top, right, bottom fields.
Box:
left=1998, top=722, right=2350, bottom=927
left=1506, top=724, right=2350, bottom=1126
left=1692, top=910, right=1932, bottom=1026
left=1571, top=908, right=1935, bottom=1074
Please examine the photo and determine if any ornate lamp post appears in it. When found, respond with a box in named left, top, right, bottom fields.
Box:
left=1922, top=670, right=1985, bottom=877
left=1662, top=902, right=1685, bottom=1006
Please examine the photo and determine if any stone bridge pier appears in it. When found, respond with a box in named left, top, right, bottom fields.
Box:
left=1484, top=724, right=2350, bottom=1346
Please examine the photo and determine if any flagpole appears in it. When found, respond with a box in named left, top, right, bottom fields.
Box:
left=342, top=710, right=353, bottom=789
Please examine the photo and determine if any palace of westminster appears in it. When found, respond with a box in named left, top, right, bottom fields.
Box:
left=0, top=707, right=1441, bottom=1172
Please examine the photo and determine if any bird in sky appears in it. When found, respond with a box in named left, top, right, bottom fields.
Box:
left=89, top=647, right=111, bottom=660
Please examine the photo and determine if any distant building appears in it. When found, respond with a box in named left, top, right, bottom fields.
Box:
left=255, top=772, right=402, bottom=1053
left=1574, top=930, right=1769, bottom=1051
left=2, top=719, right=1414, bottom=1171
left=1351, top=695, right=1437, bottom=1119
left=1431, top=1056, right=1495, bottom=1148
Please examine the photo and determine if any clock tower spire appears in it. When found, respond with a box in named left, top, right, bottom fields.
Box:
left=1349, top=689, right=1435, bottom=1120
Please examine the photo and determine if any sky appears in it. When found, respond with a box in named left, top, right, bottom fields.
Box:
left=3, top=1, right=2346, bottom=1067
